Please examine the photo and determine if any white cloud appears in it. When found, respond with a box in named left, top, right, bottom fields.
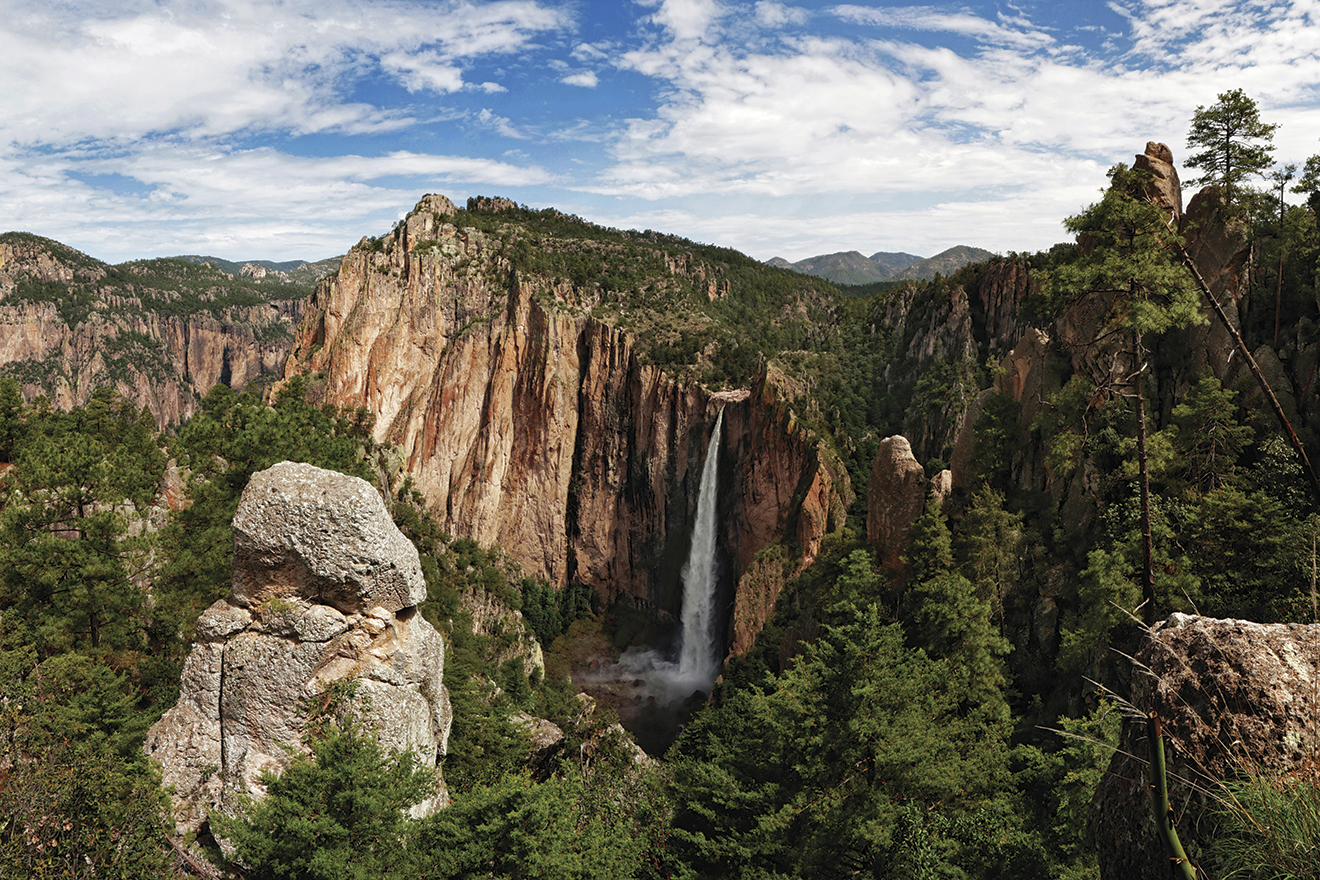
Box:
left=562, top=71, right=601, bottom=88
left=833, top=4, right=1054, bottom=50
left=475, top=109, right=527, bottom=139
left=592, top=0, right=1320, bottom=258
left=381, top=51, right=466, bottom=94
left=0, top=0, right=572, bottom=147
left=755, top=2, right=810, bottom=27
left=645, top=0, right=728, bottom=42
left=1, top=144, right=559, bottom=262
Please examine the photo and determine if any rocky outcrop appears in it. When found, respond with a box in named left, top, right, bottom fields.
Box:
left=283, top=195, right=849, bottom=642
left=1134, top=141, right=1183, bottom=217
left=0, top=235, right=300, bottom=428
left=144, top=462, right=451, bottom=836
left=1092, top=614, right=1320, bottom=879
left=460, top=586, right=545, bottom=680
left=866, top=436, right=928, bottom=572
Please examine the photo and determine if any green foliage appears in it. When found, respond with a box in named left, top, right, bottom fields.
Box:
left=956, top=486, right=1026, bottom=622
left=439, top=622, right=536, bottom=794
left=414, top=759, right=663, bottom=880
left=666, top=601, right=1013, bottom=879
left=1185, top=89, right=1278, bottom=202
left=0, top=624, right=173, bottom=879
left=0, top=744, right=173, bottom=880
left=0, top=387, right=165, bottom=654
left=1176, top=485, right=1308, bottom=621
left=213, top=714, right=435, bottom=880
left=1056, top=547, right=1144, bottom=678
left=1044, top=164, right=1204, bottom=338
left=901, top=499, right=954, bottom=587
left=1161, top=375, right=1254, bottom=492
left=522, top=579, right=594, bottom=649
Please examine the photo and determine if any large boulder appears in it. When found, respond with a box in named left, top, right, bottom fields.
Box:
left=1092, top=614, right=1320, bottom=879
left=866, top=435, right=928, bottom=571
left=145, top=461, right=452, bottom=836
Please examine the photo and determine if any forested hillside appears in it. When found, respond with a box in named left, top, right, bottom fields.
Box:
left=2, top=94, right=1320, bottom=879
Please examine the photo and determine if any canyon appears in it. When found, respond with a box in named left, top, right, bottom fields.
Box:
left=0, top=233, right=307, bottom=429
left=281, top=194, right=849, bottom=656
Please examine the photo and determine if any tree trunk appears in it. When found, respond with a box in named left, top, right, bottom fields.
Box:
left=1134, top=331, right=1156, bottom=626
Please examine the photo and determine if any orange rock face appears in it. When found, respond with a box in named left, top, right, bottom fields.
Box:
left=283, top=195, right=849, bottom=649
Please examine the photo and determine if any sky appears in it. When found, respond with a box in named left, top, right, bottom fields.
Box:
left=3, top=0, right=1320, bottom=265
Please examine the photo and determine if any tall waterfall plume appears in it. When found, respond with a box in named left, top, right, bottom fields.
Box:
left=609, top=408, right=727, bottom=705
left=675, top=409, right=724, bottom=688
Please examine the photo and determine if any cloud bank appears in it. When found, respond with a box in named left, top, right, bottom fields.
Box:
left=2, top=0, right=1319, bottom=263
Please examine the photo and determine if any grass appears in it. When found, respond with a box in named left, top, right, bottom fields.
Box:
left=1207, top=768, right=1320, bottom=880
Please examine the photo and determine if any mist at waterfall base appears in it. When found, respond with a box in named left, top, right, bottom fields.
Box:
left=578, top=413, right=727, bottom=754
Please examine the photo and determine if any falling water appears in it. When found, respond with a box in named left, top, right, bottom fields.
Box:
left=609, top=409, right=727, bottom=707
left=674, top=409, right=724, bottom=689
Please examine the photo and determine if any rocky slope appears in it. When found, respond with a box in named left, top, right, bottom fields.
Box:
left=0, top=233, right=305, bottom=428
left=281, top=194, right=850, bottom=652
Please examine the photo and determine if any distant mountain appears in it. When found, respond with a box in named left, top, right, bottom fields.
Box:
left=174, top=254, right=341, bottom=285
left=787, top=251, right=894, bottom=285
left=895, top=245, right=996, bottom=281
left=768, top=245, right=994, bottom=284
left=868, top=251, right=925, bottom=277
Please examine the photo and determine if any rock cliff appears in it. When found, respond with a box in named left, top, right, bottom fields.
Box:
left=282, top=195, right=849, bottom=646
left=144, top=461, right=451, bottom=836
left=0, top=233, right=302, bottom=428
left=1092, top=614, right=1320, bottom=879
left=866, top=435, right=929, bottom=572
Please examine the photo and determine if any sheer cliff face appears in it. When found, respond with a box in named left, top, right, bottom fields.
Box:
left=284, top=195, right=847, bottom=631
left=0, top=236, right=300, bottom=428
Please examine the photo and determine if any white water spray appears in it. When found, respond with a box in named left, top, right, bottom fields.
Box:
left=610, top=409, right=725, bottom=703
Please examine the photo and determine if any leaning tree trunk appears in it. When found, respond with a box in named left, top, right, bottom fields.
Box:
left=1164, top=225, right=1320, bottom=507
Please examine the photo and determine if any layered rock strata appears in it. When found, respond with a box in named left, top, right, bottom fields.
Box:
left=144, top=461, right=451, bottom=836
left=283, top=194, right=848, bottom=635
left=1092, top=613, right=1320, bottom=879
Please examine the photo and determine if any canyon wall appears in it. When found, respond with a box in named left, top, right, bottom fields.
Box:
left=282, top=195, right=848, bottom=636
left=0, top=236, right=301, bottom=429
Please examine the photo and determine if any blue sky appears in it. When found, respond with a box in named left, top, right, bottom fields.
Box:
left=3, top=1, right=1320, bottom=264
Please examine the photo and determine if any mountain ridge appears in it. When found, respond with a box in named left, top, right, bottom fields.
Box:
left=770, top=244, right=995, bottom=284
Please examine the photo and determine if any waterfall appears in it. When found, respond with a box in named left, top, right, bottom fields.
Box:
left=675, top=409, right=724, bottom=690
left=609, top=408, right=726, bottom=708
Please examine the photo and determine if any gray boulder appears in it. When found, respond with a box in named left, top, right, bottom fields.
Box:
left=145, top=462, right=451, bottom=835
left=1092, top=614, right=1320, bottom=879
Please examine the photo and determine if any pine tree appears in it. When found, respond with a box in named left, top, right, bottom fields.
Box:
left=213, top=715, right=435, bottom=880
left=1184, top=88, right=1278, bottom=203
left=1039, top=162, right=1205, bottom=624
